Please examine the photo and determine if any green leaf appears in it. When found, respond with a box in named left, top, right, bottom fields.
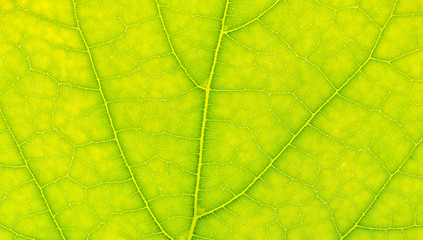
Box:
left=0, top=0, right=422, bottom=239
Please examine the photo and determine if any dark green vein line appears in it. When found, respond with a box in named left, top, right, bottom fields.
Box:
left=187, top=0, right=230, bottom=239
left=197, top=0, right=397, bottom=220
left=0, top=107, right=66, bottom=240
left=71, top=0, right=172, bottom=239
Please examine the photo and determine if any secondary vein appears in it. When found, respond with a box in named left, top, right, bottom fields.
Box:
left=224, top=0, right=281, bottom=34
left=0, top=222, right=36, bottom=240
left=196, top=0, right=398, bottom=221
left=187, top=0, right=230, bottom=239
left=340, top=138, right=423, bottom=239
left=153, top=0, right=206, bottom=91
left=71, top=1, right=172, bottom=239
left=0, top=107, right=66, bottom=240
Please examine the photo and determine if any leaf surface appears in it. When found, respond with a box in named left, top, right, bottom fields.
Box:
left=0, top=0, right=422, bottom=239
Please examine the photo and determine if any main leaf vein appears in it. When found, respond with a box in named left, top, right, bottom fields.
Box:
left=196, top=0, right=398, bottom=221
left=187, top=0, right=231, bottom=239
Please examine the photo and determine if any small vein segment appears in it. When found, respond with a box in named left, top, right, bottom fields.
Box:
left=197, top=0, right=397, bottom=220
left=153, top=0, right=206, bottom=91
left=341, top=138, right=423, bottom=239
left=71, top=1, right=172, bottom=239
left=187, top=0, right=230, bottom=239
left=0, top=222, right=36, bottom=240
left=224, top=0, right=281, bottom=34
left=0, top=108, right=66, bottom=240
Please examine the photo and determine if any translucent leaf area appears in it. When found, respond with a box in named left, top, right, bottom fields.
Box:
left=0, top=0, right=422, bottom=239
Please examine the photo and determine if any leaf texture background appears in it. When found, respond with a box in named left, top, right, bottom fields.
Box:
left=0, top=0, right=423, bottom=239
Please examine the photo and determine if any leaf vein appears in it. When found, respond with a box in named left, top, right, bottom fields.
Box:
left=0, top=108, right=66, bottom=240
left=197, top=0, right=398, bottom=221
left=187, top=0, right=231, bottom=238
left=224, top=0, right=281, bottom=34
left=153, top=0, right=206, bottom=91
left=340, top=138, right=423, bottom=239
left=71, top=0, right=173, bottom=239
left=0, top=222, right=36, bottom=240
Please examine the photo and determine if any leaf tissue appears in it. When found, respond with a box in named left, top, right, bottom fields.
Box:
left=0, top=0, right=422, bottom=239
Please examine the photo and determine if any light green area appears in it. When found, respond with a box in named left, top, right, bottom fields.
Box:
left=0, top=0, right=422, bottom=239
